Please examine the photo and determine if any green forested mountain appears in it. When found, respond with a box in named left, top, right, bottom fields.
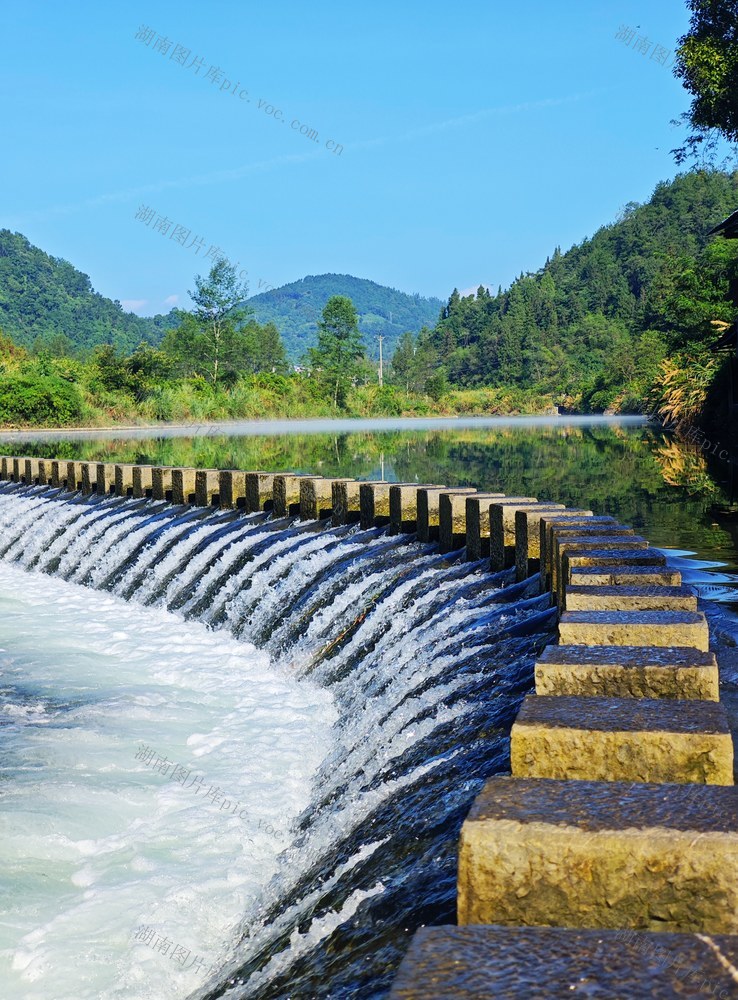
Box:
left=0, top=230, right=178, bottom=354
left=247, top=273, right=443, bottom=362
left=0, top=233, right=442, bottom=365
left=425, top=170, right=738, bottom=411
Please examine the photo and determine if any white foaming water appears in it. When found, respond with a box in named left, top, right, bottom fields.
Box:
left=0, top=561, right=337, bottom=1000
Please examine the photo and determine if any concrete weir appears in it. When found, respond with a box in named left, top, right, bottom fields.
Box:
left=1, top=453, right=735, bottom=997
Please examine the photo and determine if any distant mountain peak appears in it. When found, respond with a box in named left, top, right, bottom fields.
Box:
left=247, top=273, right=443, bottom=361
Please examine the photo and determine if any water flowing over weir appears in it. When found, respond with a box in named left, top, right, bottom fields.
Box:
left=0, top=479, right=557, bottom=999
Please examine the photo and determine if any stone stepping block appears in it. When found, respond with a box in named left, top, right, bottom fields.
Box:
left=389, top=484, right=443, bottom=534
left=553, top=536, right=650, bottom=592
left=301, top=477, right=355, bottom=520
left=488, top=498, right=559, bottom=569
left=559, top=610, right=709, bottom=651
left=565, top=584, right=698, bottom=612
left=510, top=694, right=733, bottom=784
left=539, top=515, right=619, bottom=583
left=458, top=776, right=738, bottom=931
left=560, top=549, right=666, bottom=594
left=535, top=644, right=719, bottom=700
left=570, top=564, right=682, bottom=587
left=467, top=494, right=536, bottom=561
left=388, top=925, right=738, bottom=999
left=439, top=490, right=503, bottom=553
left=416, top=487, right=476, bottom=543
left=548, top=526, right=637, bottom=584
left=515, top=506, right=593, bottom=581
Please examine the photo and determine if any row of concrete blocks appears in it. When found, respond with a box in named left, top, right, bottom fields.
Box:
left=0, top=455, right=600, bottom=574
left=390, top=509, right=738, bottom=995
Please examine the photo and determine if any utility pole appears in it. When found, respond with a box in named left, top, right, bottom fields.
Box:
left=378, top=335, right=384, bottom=387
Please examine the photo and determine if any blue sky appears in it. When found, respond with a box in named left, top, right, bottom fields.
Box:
left=0, top=1, right=710, bottom=316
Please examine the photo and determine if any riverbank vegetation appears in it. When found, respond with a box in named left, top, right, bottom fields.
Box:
left=0, top=170, right=736, bottom=430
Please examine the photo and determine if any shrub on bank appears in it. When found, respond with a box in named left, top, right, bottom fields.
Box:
left=0, top=374, right=85, bottom=425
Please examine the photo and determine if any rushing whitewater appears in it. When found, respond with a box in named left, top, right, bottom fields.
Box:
left=0, top=482, right=556, bottom=999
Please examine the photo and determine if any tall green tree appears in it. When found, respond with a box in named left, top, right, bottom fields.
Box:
left=166, top=260, right=251, bottom=387
left=673, top=0, right=738, bottom=162
left=308, top=295, right=365, bottom=407
left=240, top=320, right=289, bottom=374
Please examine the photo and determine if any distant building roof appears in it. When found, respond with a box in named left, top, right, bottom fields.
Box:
left=708, top=209, right=738, bottom=239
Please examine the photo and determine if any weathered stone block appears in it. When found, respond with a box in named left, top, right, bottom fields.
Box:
left=515, top=505, right=587, bottom=580
left=416, top=487, right=475, bottom=542
left=24, top=458, right=41, bottom=485
left=36, top=459, right=50, bottom=486
left=48, top=460, right=62, bottom=487
left=171, top=467, right=197, bottom=505
left=539, top=514, right=618, bottom=574
left=95, top=462, right=116, bottom=495
left=570, top=565, right=683, bottom=587
left=388, top=925, right=738, bottom=1000
left=489, top=499, right=564, bottom=570
left=12, top=457, right=27, bottom=482
left=559, top=609, right=709, bottom=651
left=245, top=471, right=274, bottom=512
left=80, top=462, right=97, bottom=494
left=301, top=477, right=354, bottom=520
left=535, top=643, right=719, bottom=700
left=553, top=535, right=647, bottom=592
left=511, top=694, right=733, bottom=784
left=114, top=464, right=136, bottom=497
left=218, top=470, right=246, bottom=509
left=332, top=480, right=361, bottom=524
left=274, top=474, right=313, bottom=517
left=458, top=776, right=738, bottom=931
left=195, top=469, right=220, bottom=506
left=65, top=461, right=83, bottom=491
left=439, top=490, right=485, bottom=553
left=360, top=481, right=393, bottom=528
left=132, top=465, right=154, bottom=499
left=560, top=550, right=668, bottom=600
left=565, top=584, right=698, bottom=612
left=389, top=484, right=442, bottom=534
left=463, top=493, right=518, bottom=560
left=151, top=466, right=174, bottom=501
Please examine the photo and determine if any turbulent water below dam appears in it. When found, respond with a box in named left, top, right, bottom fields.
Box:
left=0, top=481, right=556, bottom=999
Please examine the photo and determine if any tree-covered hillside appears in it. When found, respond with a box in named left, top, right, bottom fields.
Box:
left=425, top=170, right=738, bottom=412
left=0, top=230, right=177, bottom=354
left=247, top=273, right=443, bottom=362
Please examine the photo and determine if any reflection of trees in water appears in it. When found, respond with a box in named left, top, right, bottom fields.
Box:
left=653, top=439, right=720, bottom=499
left=7, top=423, right=735, bottom=556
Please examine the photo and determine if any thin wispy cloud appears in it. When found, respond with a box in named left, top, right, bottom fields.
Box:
left=350, top=89, right=609, bottom=150
left=120, top=298, right=147, bottom=311
left=6, top=89, right=604, bottom=227
left=6, top=149, right=326, bottom=227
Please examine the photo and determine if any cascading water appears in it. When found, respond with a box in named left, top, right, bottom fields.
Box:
left=0, top=481, right=557, bottom=999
